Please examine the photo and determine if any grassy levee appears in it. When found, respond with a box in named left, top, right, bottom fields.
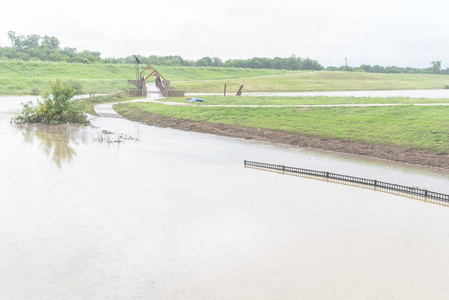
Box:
left=0, top=60, right=297, bottom=95
left=3, top=59, right=449, bottom=95
left=0, top=60, right=133, bottom=95
left=175, top=71, right=449, bottom=93
left=115, top=102, right=449, bottom=155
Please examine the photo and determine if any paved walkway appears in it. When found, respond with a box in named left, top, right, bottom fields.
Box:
left=94, top=84, right=163, bottom=118
left=145, top=99, right=449, bottom=108
left=94, top=84, right=449, bottom=118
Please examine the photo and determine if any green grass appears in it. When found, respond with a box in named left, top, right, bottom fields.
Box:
left=161, top=95, right=449, bottom=105
left=174, top=71, right=449, bottom=93
left=157, top=66, right=298, bottom=81
left=0, top=60, right=133, bottom=95
left=0, top=60, right=298, bottom=95
left=116, top=102, right=449, bottom=154
left=4, top=60, right=449, bottom=96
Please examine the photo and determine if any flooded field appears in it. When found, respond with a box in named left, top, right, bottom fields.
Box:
left=2, top=95, right=449, bottom=299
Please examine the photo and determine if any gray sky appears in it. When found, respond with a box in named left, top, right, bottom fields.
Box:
left=1, top=0, right=447, bottom=68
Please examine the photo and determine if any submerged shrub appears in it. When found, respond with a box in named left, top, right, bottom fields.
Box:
left=67, top=79, right=83, bottom=94
left=30, top=87, right=40, bottom=95
left=12, top=78, right=88, bottom=124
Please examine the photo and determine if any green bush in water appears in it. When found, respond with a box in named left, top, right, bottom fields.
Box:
left=13, top=78, right=88, bottom=124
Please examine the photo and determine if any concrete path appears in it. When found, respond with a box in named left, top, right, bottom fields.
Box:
left=145, top=99, right=449, bottom=108
left=94, top=84, right=163, bottom=118
left=94, top=84, right=449, bottom=119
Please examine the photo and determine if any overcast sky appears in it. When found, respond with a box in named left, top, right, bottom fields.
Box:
left=1, top=0, right=447, bottom=68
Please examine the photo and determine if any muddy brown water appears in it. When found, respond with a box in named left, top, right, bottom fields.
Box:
left=2, top=95, right=449, bottom=299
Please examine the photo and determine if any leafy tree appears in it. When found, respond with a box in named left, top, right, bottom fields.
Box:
left=430, top=61, right=441, bottom=74
left=7, top=31, right=22, bottom=49
left=41, top=35, right=60, bottom=49
left=212, top=57, right=223, bottom=67
left=195, top=58, right=210, bottom=67
left=22, top=34, right=40, bottom=49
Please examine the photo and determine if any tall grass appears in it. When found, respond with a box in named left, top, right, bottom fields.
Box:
left=0, top=60, right=297, bottom=95
left=174, top=72, right=449, bottom=93
left=4, top=59, right=449, bottom=95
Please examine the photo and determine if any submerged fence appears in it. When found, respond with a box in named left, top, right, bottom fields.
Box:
left=244, top=160, right=449, bottom=202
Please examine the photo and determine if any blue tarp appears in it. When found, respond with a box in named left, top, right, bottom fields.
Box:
left=187, top=97, right=205, bottom=102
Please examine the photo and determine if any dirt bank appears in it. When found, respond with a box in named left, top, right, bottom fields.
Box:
left=117, top=108, right=449, bottom=169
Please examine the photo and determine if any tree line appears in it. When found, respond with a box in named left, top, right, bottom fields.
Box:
left=327, top=61, right=447, bottom=75
left=1, top=31, right=448, bottom=74
left=2, top=31, right=102, bottom=63
left=114, top=54, right=325, bottom=71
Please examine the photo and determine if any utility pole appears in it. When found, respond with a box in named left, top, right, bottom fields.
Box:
left=345, top=57, right=348, bottom=67
left=133, top=55, right=141, bottom=81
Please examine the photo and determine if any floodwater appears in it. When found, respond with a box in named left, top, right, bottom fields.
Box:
left=2, top=94, right=449, bottom=299
left=190, top=89, right=449, bottom=98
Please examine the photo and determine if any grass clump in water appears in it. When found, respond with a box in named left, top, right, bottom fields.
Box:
left=12, top=78, right=88, bottom=124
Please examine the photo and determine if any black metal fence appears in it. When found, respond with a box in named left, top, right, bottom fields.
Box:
left=244, top=160, right=449, bottom=202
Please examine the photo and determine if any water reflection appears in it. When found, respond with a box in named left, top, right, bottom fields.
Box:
left=246, top=165, right=449, bottom=208
left=15, top=124, right=89, bottom=168
left=13, top=123, right=139, bottom=168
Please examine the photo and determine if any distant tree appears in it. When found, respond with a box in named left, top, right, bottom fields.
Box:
left=41, top=35, right=60, bottom=49
left=300, top=57, right=323, bottom=70
left=248, top=57, right=267, bottom=69
left=202, top=57, right=213, bottom=66
left=8, top=31, right=24, bottom=49
left=195, top=58, right=208, bottom=67
left=430, top=61, right=441, bottom=74
left=359, top=64, right=373, bottom=72
left=271, top=57, right=286, bottom=70
left=212, top=57, right=223, bottom=67
left=372, top=65, right=386, bottom=73
left=286, top=55, right=299, bottom=70
left=385, top=66, right=401, bottom=73
left=22, top=34, right=40, bottom=49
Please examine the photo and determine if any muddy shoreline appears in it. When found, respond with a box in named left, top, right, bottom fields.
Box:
left=118, top=108, right=449, bottom=169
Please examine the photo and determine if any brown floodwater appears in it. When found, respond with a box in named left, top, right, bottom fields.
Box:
left=2, top=95, right=449, bottom=299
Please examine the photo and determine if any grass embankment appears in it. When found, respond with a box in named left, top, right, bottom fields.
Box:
left=115, top=102, right=449, bottom=155
left=0, top=60, right=132, bottom=95
left=0, top=60, right=297, bottom=95
left=4, top=60, right=449, bottom=96
left=175, top=72, right=449, bottom=93
left=161, top=95, right=449, bottom=105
